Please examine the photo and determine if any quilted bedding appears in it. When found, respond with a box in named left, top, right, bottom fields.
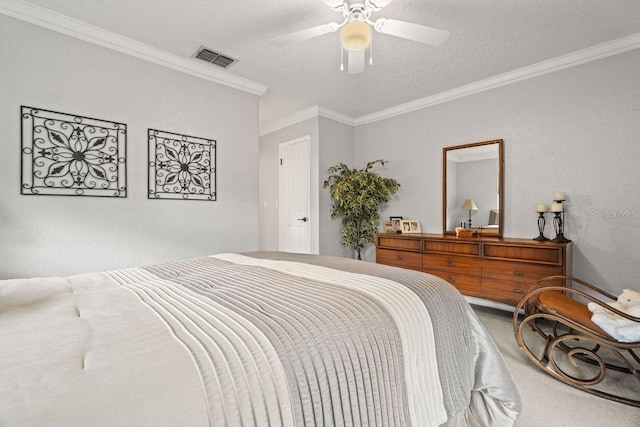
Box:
left=0, top=252, right=521, bottom=426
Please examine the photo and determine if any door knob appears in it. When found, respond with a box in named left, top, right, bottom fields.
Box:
left=297, top=217, right=308, bottom=222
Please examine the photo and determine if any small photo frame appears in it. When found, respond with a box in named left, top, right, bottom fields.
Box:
left=400, top=219, right=421, bottom=234
left=390, top=216, right=403, bottom=233
left=381, top=220, right=394, bottom=233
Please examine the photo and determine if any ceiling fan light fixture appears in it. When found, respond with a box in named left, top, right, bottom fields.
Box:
left=340, top=20, right=371, bottom=51
left=271, top=0, right=449, bottom=74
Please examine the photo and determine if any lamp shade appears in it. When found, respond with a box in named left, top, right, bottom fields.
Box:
left=340, top=20, right=371, bottom=51
left=462, top=199, right=478, bottom=211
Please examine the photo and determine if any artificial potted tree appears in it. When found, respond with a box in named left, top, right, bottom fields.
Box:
left=323, top=159, right=400, bottom=260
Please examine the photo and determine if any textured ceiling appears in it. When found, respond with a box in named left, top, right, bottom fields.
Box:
left=19, top=0, right=640, bottom=128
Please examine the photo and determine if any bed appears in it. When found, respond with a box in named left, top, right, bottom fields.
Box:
left=0, top=252, right=521, bottom=426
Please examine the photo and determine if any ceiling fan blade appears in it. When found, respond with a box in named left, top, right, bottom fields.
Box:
left=369, top=0, right=395, bottom=9
left=375, top=18, right=450, bottom=46
left=270, top=23, right=338, bottom=47
left=348, top=49, right=365, bottom=74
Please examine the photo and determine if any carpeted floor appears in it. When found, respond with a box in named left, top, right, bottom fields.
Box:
left=471, top=304, right=640, bottom=426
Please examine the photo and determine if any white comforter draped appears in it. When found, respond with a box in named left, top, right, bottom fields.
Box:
left=0, top=253, right=520, bottom=426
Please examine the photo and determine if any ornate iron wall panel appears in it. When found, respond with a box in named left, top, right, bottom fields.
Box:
left=148, top=129, right=217, bottom=201
left=21, top=106, right=127, bottom=197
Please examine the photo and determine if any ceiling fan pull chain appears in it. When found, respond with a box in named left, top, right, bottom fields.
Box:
left=369, top=38, right=373, bottom=65
left=340, top=45, right=345, bottom=71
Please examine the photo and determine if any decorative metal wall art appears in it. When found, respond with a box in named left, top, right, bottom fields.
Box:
left=148, top=129, right=217, bottom=201
left=21, top=106, right=127, bottom=197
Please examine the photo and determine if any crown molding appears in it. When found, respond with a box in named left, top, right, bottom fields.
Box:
left=261, top=31, right=640, bottom=133
left=260, top=105, right=355, bottom=136
left=354, top=32, right=640, bottom=126
left=6, top=0, right=636, bottom=129
left=317, top=106, right=356, bottom=127
left=0, top=0, right=268, bottom=96
left=259, top=106, right=320, bottom=136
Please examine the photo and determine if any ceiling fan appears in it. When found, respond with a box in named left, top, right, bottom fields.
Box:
left=270, top=0, right=450, bottom=74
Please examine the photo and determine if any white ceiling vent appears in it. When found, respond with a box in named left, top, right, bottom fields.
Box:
left=193, top=46, right=236, bottom=69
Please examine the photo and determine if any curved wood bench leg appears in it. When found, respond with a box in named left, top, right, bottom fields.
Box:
left=515, top=311, right=640, bottom=408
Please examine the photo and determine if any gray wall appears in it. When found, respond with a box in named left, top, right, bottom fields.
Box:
left=6, top=13, right=639, bottom=297
left=355, top=49, right=640, bottom=294
left=259, top=116, right=354, bottom=257
left=259, top=117, right=320, bottom=253
left=318, top=117, right=355, bottom=257
left=0, top=16, right=260, bottom=278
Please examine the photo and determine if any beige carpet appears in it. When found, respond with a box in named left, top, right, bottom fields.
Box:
left=471, top=304, right=640, bottom=426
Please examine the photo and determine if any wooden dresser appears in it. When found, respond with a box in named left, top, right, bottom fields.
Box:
left=376, top=233, right=572, bottom=306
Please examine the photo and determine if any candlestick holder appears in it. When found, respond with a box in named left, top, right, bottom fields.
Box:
left=533, top=212, right=549, bottom=241
left=551, top=199, right=571, bottom=243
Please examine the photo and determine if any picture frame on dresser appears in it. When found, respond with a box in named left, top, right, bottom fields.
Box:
left=390, top=216, right=403, bottom=233
left=401, top=219, right=421, bottom=234
left=381, top=220, right=394, bottom=233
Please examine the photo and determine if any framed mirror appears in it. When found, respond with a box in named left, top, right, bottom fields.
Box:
left=443, top=139, right=504, bottom=236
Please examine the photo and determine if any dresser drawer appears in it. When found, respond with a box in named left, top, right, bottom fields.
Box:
left=376, top=248, right=422, bottom=270
left=481, top=278, right=531, bottom=305
left=482, top=259, right=563, bottom=284
left=375, top=233, right=571, bottom=307
left=425, top=269, right=482, bottom=296
left=423, top=240, right=481, bottom=256
left=483, top=243, right=564, bottom=266
left=377, top=235, right=422, bottom=251
left=422, top=253, right=481, bottom=275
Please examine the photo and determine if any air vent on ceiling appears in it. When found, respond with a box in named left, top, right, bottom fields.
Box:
left=194, top=46, right=236, bottom=69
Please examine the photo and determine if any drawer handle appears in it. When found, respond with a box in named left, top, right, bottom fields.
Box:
left=396, top=255, right=403, bottom=261
left=513, top=271, right=525, bottom=276
left=446, top=262, right=455, bottom=267
left=512, top=289, right=524, bottom=294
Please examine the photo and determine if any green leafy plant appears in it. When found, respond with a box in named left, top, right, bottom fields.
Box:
left=323, top=159, right=400, bottom=260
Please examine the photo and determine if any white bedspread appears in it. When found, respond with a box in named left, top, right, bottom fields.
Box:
left=213, top=253, right=447, bottom=425
left=0, top=272, right=210, bottom=426
left=0, top=253, right=521, bottom=426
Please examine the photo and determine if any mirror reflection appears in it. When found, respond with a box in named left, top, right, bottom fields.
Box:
left=443, top=139, right=503, bottom=236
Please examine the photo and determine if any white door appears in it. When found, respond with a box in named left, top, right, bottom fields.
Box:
left=279, top=136, right=310, bottom=253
